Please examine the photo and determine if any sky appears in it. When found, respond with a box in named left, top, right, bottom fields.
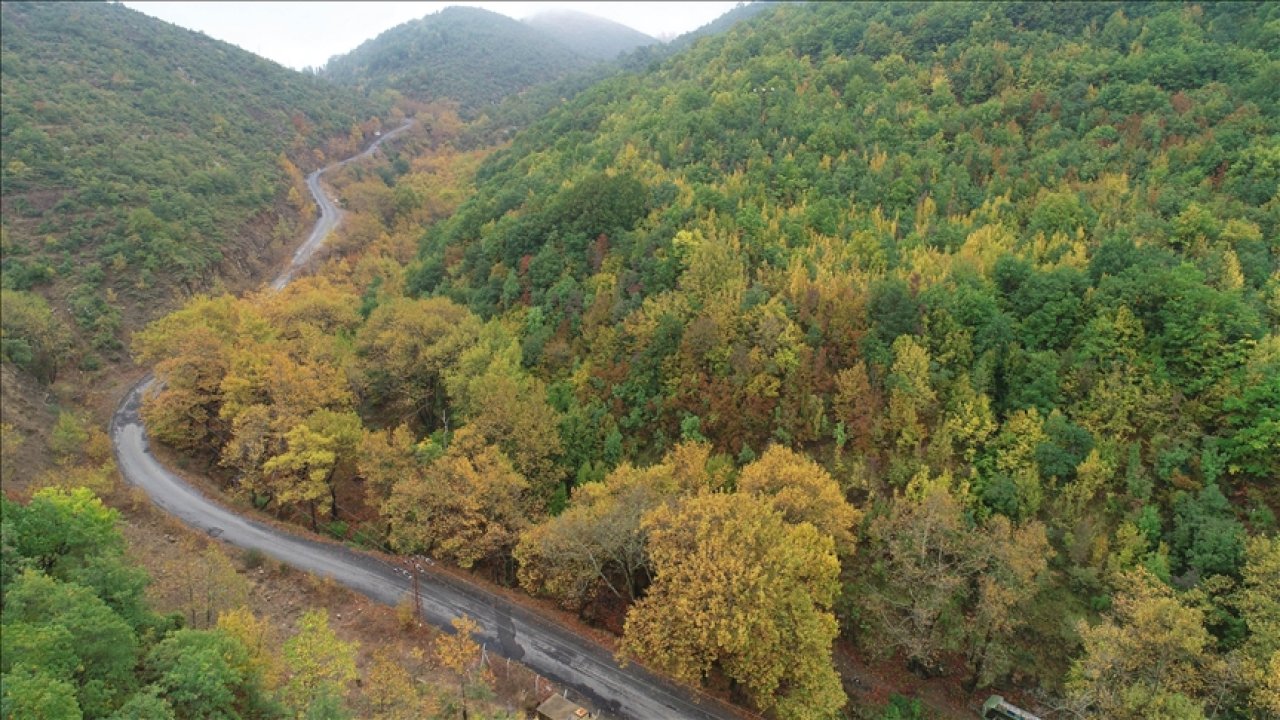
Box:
left=119, top=2, right=743, bottom=71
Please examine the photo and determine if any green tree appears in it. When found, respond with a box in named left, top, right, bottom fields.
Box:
left=3, top=571, right=139, bottom=717
left=144, top=629, right=277, bottom=719
left=0, top=664, right=83, bottom=720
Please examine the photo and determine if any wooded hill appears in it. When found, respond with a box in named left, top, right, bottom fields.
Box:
left=0, top=1, right=384, bottom=372
left=524, top=9, right=658, bottom=61
left=136, top=2, right=1279, bottom=719
left=320, top=6, right=593, bottom=118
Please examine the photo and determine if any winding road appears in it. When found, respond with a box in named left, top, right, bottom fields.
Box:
left=112, top=123, right=738, bottom=720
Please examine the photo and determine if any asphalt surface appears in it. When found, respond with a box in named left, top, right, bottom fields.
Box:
left=270, top=120, right=414, bottom=291
left=111, top=125, right=740, bottom=720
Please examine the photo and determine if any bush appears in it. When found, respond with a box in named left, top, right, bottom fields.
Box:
left=243, top=548, right=266, bottom=570
left=324, top=520, right=349, bottom=540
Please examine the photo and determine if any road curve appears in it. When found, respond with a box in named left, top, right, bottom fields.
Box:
left=270, top=120, right=414, bottom=291
left=112, top=124, right=738, bottom=720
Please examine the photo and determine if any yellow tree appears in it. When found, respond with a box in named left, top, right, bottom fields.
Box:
left=217, top=607, right=282, bottom=690
left=963, top=516, right=1050, bottom=689
left=445, top=323, right=563, bottom=499
left=985, top=407, right=1048, bottom=519
left=515, top=442, right=721, bottom=610
left=621, top=493, right=845, bottom=720
left=262, top=409, right=363, bottom=530
left=134, top=294, right=268, bottom=455
left=1067, top=569, right=1221, bottom=719
left=738, top=444, right=862, bottom=555
left=854, top=470, right=983, bottom=672
left=356, top=424, right=419, bottom=514
left=365, top=647, right=437, bottom=720
left=381, top=428, right=528, bottom=569
left=282, top=609, right=358, bottom=715
left=151, top=541, right=249, bottom=628
left=1234, top=536, right=1280, bottom=716
left=354, top=296, right=480, bottom=427
left=516, top=464, right=673, bottom=609
left=884, top=335, right=938, bottom=483
left=435, top=615, right=490, bottom=719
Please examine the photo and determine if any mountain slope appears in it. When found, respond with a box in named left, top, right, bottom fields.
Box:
left=401, top=1, right=1276, bottom=708
left=0, top=1, right=382, bottom=366
left=320, top=6, right=590, bottom=116
left=523, top=9, right=657, bottom=61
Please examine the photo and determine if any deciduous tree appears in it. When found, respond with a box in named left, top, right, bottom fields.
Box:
left=621, top=493, right=845, bottom=719
left=282, top=610, right=358, bottom=716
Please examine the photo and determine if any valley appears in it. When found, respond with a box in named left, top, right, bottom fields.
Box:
left=3, top=3, right=1278, bottom=720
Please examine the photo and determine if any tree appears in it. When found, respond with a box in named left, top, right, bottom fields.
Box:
left=621, top=493, right=845, bottom=719
left=48, top=412, right=90, bottom=465
left=140, top=326, right=232, bottom=455
left=963, top=517, right=1050, bottom=689
left=980, top=407, right=1048, bottom=520
left=3, top=571, right=139, bottom=717
left=444, top=324, right=563, bottom=498
left=151, top=542, right=249, bottom=628
left=516, top=463, right=671, bottom=609
left=282, top=610, right=358, bottom=716
left=435, top=615, right=490, bottom=720
left=143, top=629, right=276, bottom=720
left=356, top=425, right=419, bottom=514
left=1170, top=483, right=1246, bottom=580
left=381, top=428, right=528, bottom=569
left=354, top=296, right=480, bottom=428
left=262, top=409, right=363, bottom=529
left=884, top=335, right=938, bottom=480
left=738, top=445, right=861, bottom=554
left=364, top=648, right=435, bottom=720
left=514, top=442, right=722, bottom=610
left=1234, top=536, right=1280, bottom=716
left=0, top=289, right=73, bottom=384
left=217, top=607, right=282, bottom=692
left=854, top=470, right=982, bottom=673
left=1067, top=569, right=1221, bottom=719
left=832, top=363, right=881, bottom=454
left=134, top=295, right=265, bottom=456
left=10, top=487, right=121, bottom=579
left=111, top=687, right=176, bottom=720
left=0, top=664, right=82, bottom=720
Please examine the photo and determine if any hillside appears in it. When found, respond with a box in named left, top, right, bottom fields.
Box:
left=0, top=1, right=383, bottom=373
left=523, top=9, right=658, bottom=61
left=320, top=6, right=590, bottom=117
left=118, top=2, right=1280, bottom=719
left=394, top=1, right=1277, bottom=714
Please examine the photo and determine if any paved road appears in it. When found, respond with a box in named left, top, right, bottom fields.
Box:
left=270, top=120, right=414, bottom=290
left=112, top=125, right=739, bottom=720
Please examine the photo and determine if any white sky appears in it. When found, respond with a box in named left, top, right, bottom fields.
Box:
left=120, top=2, right=743, bottom=71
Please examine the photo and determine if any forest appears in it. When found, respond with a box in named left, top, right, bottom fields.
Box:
left=0, top=1, right=383, bottom=362
left=3, top=1, right=1279, bottom=719
left=321, top=6, right=594, bottom=118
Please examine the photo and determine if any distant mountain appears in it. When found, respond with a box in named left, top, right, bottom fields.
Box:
left=321, top=6, right=591, bottom=117
left=0, top=1, right=381, bottom=365
left=523, top=9, right=658, bottom=61
left=464, top=2, right=774, bottom=146
left=666, top=1, right=776, bottom=50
